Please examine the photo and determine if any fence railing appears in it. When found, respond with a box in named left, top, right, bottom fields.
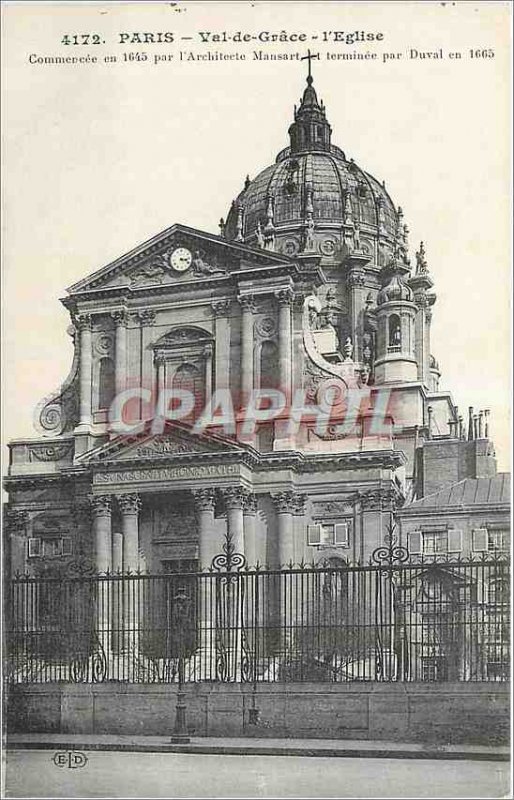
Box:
left=5, top=555, right=509, bottom=684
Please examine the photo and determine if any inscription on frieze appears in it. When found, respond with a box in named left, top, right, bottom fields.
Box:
left=94, top=463, right=239, bottom=485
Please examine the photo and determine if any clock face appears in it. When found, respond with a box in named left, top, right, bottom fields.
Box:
left=170, top=247, right=192, bottom=272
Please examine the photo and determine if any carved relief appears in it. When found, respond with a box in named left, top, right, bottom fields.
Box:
left=193, top=487, right=216, bottom=511
left=254, top=316, right=277, bottom=338
left=221, top=486, right=247, bottom=510
left=136, top=309, right=156, bottom=326
left=312, top=500, right=353, bottom=516
left=34, top=326, right=80, bottom=437
left=117, top=493, right=142, bottom=515
left=243, top=492, right=258, bottom=514
left=89, top=495, right=112, bottom=517
left=320, top=237, right=338, bottom=257
left=272, top=491, right=306, bottom=514
left=129, top=263, right=166, bottom=287
left=29, top=442, right=74, bottom=462
left=211, top=299, right=232, bottom=317
left=134, top=438, right=189, bottom=457
left=281, top=238, right=300, bottom=257
left=5, top=508, right=30, bottom=534
left=356, top=489, right=398, bottom=512
left=275, top=288, right=294, bottom=306
left=94, top=332, right=114, bottom=356
left=192, top=250, right=227, bottom=276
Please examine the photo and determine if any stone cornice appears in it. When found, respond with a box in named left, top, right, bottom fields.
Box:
left=397, top=503, right=509, bottom=518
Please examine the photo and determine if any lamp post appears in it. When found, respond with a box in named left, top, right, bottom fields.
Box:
left=170, top=585, right=190, bottom=744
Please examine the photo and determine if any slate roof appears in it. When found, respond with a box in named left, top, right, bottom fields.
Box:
left=404, top=474, right=510, bottom=511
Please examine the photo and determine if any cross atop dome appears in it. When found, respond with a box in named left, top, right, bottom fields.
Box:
left=301, top=49, right=320, bottom=85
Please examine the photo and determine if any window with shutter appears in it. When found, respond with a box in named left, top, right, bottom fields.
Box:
left=408, top=531, right=422, bottom=555
left=28, top=538, right=42, bottom=558
left=334, top=523, right=350, bottom=547
left=43, top=539, right=63, bottom=558
left=447, top=529, right=463, bottom=553
left=307, top=524, right=322, bottom=546
left=472, top=528, right=488, bottom=552
left=62, top=538, right=72, bottom=556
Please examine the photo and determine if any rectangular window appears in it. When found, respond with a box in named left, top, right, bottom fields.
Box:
left=308, top=521, right=351, bottom=548
left=43, top=538, right=63, bottom=558
left=421, top=656, right=448, bottom=682
left=422, top=531, right=448, bottom=554
left=487, top=530, right=509, bottom=552
left=28, top=538, right=42, bottom=558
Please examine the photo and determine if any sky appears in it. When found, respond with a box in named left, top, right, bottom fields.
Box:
left=2, top=1, right=512, bottom=471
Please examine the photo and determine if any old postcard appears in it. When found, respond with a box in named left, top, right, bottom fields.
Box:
left=2, top=1, right=511, bottom=798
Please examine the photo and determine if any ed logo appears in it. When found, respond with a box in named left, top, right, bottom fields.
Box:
left=52, top=751, right=88, bottom=769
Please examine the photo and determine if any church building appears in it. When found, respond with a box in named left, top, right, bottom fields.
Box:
left=5, top=65, right=500, bottom=585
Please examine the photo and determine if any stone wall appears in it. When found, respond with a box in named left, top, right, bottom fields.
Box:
left=7, top=682, right=509, bottom=745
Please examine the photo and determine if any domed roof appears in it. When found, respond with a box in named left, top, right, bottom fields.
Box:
left=223, top=71, right=399, bottom=258
left=377, top=272, right=414, bottom=305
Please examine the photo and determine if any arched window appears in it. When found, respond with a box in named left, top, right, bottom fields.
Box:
left=259, top=341, right=280, bottom=390
left=98, top=358, right=115, bottom=410
left=173, top=363, right=205, bottom=420
left=388, top=314, right=402, bottom=348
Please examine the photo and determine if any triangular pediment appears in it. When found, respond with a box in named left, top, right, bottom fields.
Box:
left=66, top=224, right=290, bottom=295
left=77, top=420, right=249, bottom=465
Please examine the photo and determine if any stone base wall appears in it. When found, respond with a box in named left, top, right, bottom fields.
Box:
left=6, top=683, right=509, bottom=745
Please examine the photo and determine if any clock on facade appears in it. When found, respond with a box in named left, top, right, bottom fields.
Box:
left=170, top=247, right=193, bottom=272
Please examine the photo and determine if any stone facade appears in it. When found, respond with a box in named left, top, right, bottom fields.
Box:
left=4, top=69, right=504, bottom=580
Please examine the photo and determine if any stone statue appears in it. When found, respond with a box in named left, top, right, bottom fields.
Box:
left=256, top=221, right=265, bottom=249
left=192, top=251, right=226, bottom=276
left=343, top=337, right=353, bottom=361
left=304, top=217, right=315, bottom=252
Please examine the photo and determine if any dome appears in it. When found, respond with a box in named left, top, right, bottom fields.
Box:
left=377, top=272, right=414, bottom=306
left=223, top=72, right=399, bottom=260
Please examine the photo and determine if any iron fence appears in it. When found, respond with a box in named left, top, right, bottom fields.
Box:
left=5, top=555, right=509, bottom=684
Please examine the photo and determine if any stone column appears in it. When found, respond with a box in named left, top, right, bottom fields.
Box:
left=223, top=486, right=246, bottom=558
left=359, top=490, right=395, bottom=680
left=90, top=495, right=112, bottom=573
left=117, top=493, right=142, bottom=658
left=155, top=353, right=166, bottom=401
left=272, top=491, right=297, bottom=568
left=242, top=493, right=258, bottom=653
left=211, top=300, right=231, bottom=393
left=292, top=493, right=307, bottom=566
left=272, top=490, right=299, bottom=669
left=193, top=488, right=217, bottom=570
left=242, top=493, right=258, bottom=568
left=77, top=313, right=93, bottom=428
left=111, top=532, right=124, bottom=654
left=204, top=343, right=214, bottom=404
left=111, top=310, right=128, bottom=399
left=192, top=488, right=217, bottom=679
left=136, top=310, right=156, bottom=419
left=118, top=493, right=141, bottom=572
left=90, top=495, right=112, bottom=657
left=220, top=486, right=247, bottom=680
left=238, top=295, right=255, bottom=407
left=275, top=289, right=294, bottom=403
left=347, top=267, right=366, bottom=361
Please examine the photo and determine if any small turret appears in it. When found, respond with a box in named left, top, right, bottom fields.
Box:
left=288, top=52, right=332, bottom=154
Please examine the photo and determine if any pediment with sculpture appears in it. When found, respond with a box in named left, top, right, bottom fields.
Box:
left=76, top=421, right=248, bottom=466
left=66, top=224, right=290, bottom=295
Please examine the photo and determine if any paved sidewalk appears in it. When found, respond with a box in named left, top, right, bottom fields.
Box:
left=7, top=733, right=509, bottom=761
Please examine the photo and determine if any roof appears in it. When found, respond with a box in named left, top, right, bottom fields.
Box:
left=404, top=474, right=510, bottom=511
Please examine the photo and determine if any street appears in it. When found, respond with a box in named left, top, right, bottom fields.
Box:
left=4, top=750, right=510, bottom=799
